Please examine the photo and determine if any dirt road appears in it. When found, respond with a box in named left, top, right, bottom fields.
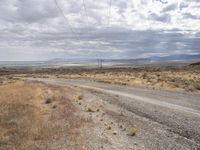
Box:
left=26, top=78, right=200, bottom=150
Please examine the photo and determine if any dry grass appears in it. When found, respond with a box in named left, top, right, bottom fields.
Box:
left=0, top=80, right=44, bottom=150
left=54, top=67, right=200, bottom=92
left=1, top=64, right=200, bottom=92
left=193, top=82, right=200, bottom=90
left=0, top=79, right=90, bottom=150
left=127, top=128, right=138, bottom=136
left=77, top=94, right=84, bottom=100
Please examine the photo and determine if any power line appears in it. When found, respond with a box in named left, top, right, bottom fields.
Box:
left=82, top=0, right=89, bottom=34
left=54, top=0, right=107, bottom=68
left=82, top=0, right=99, bottom=68
left=54, top=0, right=79, bottom=40
left=106, top=0, right=112, bottom=43
left=108, top=0, right=112, bottom=29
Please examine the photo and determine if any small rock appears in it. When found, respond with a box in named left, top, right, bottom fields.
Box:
left=86, top=104, right=100, bottom=112
left=113, top=131, right=117, bottom=135
left=120, top=111, right=124, bottom=116
left=107, top=126, right=112, bottom=130
left=87, top=107, right=97, bottom=112
left=100, top=105, right=104, bottom=108
left=77, top=95, right=83, bottom=100
left=45, top=98, right=51, bottom=104
left=52, top=105, right=57, bottom=109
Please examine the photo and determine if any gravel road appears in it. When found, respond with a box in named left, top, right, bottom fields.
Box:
left=26, top=78, right=200, bottom=150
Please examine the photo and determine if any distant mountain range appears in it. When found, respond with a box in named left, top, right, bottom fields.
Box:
left=102, top=58, right=151, bottom=64
left=149, top=54, right=200, bottom=62
left=48, top=54, right=200, bottom=64
left=0, top=54, right=199, bottom=66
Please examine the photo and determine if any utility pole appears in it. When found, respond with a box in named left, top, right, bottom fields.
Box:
left=100, top=59, right=103, bottom=70
left=97, top=59, right=103, bottom=70
left=97, top=59, right=99, bottom=69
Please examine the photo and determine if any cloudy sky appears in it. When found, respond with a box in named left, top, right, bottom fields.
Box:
left=0, top=0, right=200, bottom=61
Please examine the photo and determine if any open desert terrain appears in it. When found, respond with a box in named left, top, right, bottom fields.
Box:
left=1, top=0, right=200, bottom=149
left=0, top=63, right=200, bottom=150
left=52, top=65, right=200, bottom=93
left=7, top=62, right=200, bottom=93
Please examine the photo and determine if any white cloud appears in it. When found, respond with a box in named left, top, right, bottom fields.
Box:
left=0, top=0, right=199, bottom=60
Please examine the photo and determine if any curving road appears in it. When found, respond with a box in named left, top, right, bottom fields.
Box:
left=26, top=78, right=200, bottom=149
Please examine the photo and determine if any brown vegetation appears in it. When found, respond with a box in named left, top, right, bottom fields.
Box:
left=1, top=64, right=200, bottom=93
left=127, top=128, right=138, bottom=136
left=54, top=66, right=200, bottom=93
left=0, top=79, right=90, bottom=150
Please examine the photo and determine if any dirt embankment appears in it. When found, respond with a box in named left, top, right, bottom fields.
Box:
left=0, top=79, right=90, bottom=150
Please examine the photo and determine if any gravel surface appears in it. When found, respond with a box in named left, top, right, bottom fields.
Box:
left=26, top=78, right=200, bottom=150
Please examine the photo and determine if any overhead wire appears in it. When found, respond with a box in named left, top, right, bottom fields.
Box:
left=108, top=0, right=112, bottom=29
left=82, top=0, right=99, bottom=67
left=54, top=0, right=80, bottom=40
left=82, top=0, right=90, bottom=35
left=106, top=0, right=112, bottom=50
left=54, top=0, right=112, bottom=67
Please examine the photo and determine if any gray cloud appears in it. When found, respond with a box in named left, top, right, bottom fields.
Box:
left=183, top=13, right=200, bottom=20
left=148, top=13, right=171, bottom=23
left=0, top=0, right=200, bottom=61
left=162, top=3, right=178, bottom=12
left=154, top=0, right=168, bottom=4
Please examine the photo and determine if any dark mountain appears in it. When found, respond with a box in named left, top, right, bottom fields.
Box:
left=103, top=58, right=151, bottom=64
left=46, top=54, right=200, bottom=65
left=150, top=54, right=200, bottom=62
left=48, top=58, right=67, bottom=62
